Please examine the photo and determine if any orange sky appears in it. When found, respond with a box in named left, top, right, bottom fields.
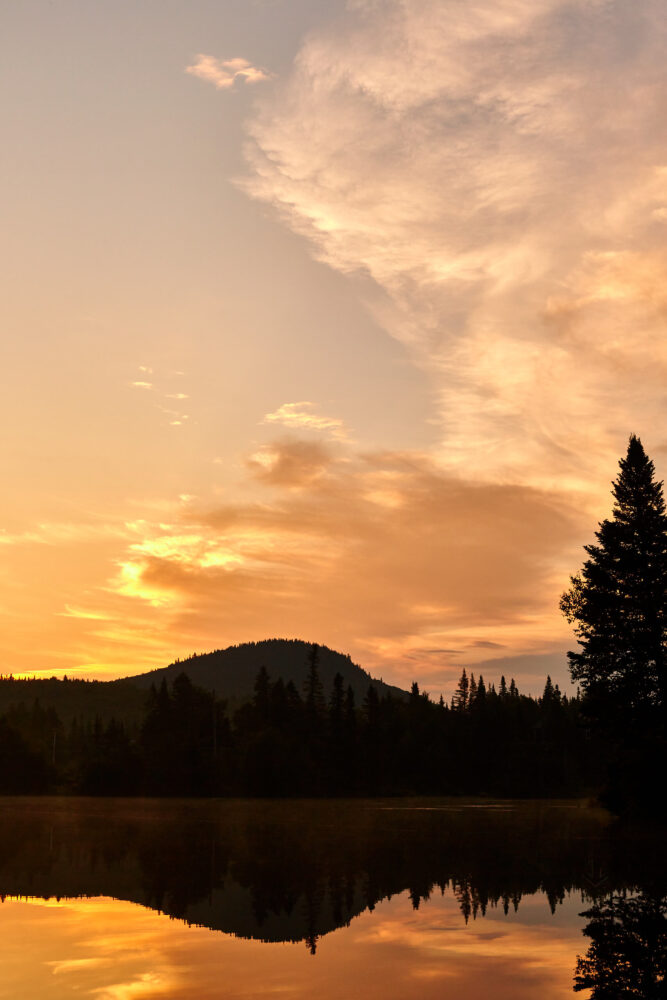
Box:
left=3, top=0, right=667, bottom=695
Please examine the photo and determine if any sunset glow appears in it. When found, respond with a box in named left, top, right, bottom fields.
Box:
left=3, top=0, right=667, bottom=694
left=0, top=890, right=586, bottom=1000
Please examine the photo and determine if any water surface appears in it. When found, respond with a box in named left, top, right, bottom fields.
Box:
left=0, top=798, right=664, bottom=998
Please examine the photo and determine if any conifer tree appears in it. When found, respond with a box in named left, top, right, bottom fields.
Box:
left=542, top=676, right=555, bottom=703
left=303, top=644, right=325, bottom=718
left=329, top=672, right=345, bottom=737
left=560, top=436, right=667, bottom=730
left=453, top=669, right=469, bottom=711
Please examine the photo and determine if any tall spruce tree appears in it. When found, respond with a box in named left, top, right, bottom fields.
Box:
left=560, top=436, right=667, bottom=813
left=560, top=436, right=667, bottom=730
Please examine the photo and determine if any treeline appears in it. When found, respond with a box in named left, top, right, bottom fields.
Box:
left=0, top=646, right=601, bottom=797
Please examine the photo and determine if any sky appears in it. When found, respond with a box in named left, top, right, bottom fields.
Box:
left=2, top=0, right=667, bottom=695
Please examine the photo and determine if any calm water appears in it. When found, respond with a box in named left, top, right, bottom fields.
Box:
left=0, top=797, right=664, bottom=999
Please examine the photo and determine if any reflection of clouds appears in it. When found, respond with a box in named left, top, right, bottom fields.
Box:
left=92, top=971, right=166, bottom=1000
left=0, top=890, right=584, bottom=1000
left=1, top=898, right=184, bottom=1000
left=353, top=892, right=586, bottom=998
left=49, top=957, right=110, bottom=975
left=244, top=0, right=667, bottom=490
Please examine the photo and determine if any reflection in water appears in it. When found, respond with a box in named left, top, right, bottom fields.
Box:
left=0, top=798, right=664, bottom=998
left=574, top=892, right=667, bottom=998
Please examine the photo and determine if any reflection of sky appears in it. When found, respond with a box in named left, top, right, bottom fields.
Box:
left=0, top=890, right=588, bottom=999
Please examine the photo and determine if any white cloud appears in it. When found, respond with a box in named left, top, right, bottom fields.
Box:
left=243, top=0, right=667, bottom=493
left=186, top=54, right=272, bottom=91
left=263, top=401, right=348, bottom=438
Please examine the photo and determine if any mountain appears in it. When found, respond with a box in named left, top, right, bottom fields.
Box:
left=121, top=638, right=407, bottom=705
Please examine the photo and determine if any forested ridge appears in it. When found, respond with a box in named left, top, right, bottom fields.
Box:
left=0, top=645, right=599, bottom=798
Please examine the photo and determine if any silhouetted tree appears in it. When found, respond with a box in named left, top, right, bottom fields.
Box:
left=304, top=644, right=325, bottom=720
left=0, top=718, right=51, bottom=792
left=561, top=436, right=667, bottom=813
left=575, top=892, right=667, bottom=997
left=561, top=436, right=667, bottom=727
left=453, top=669, right=469, bottom=711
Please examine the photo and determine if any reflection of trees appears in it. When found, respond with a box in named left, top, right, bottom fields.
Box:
left=0, top=799, right=666, bottom=957
left=574, top=892, right=667, bottom=997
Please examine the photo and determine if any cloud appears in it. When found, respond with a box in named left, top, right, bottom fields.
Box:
left=129, top=367, right=191, bottom=427
left=0, top=521, right=131, bottom=547
left=186, top=54, right=272, bottom=91
left=105, top=440, right=584, bottom=689
left=247, top=438, right=335, bottom=486
left=58, top=605, right=113, bottom=621
left=242, top=0, right=667, bottom=493
left=263, top=401, right=348, bottom=439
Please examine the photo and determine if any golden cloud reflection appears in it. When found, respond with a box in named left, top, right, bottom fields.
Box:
left=0, top=890, right=587, bottom=1000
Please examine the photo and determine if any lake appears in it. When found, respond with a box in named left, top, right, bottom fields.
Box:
left=0, top=797, right=664, bottom=998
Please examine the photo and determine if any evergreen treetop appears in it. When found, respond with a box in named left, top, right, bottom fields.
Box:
left=560, top=435, right=667, bottom=728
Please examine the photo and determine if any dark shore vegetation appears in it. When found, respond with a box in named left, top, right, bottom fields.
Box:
left=0, top=653, right=597, bottom=798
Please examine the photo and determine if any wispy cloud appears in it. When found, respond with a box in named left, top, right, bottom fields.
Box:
left=186, top=54, right=272, bottom=91
left=263, top=401, right=348, bottom=439
left=0, top=522, right=131, bottom=547
left=58, top=605, right=113, bottom=621
left=129, top=367, right=191, bottom=427
left=243, top=0, right=667, bottom=494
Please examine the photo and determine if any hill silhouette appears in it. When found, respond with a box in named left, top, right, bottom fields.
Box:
left=121, top=638, right=407, bottom=705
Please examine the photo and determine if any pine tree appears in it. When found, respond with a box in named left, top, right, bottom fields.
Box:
left=560, top=436, right=667, bottom=814
left=453, top=669, right=469, bottom=711
left=560, top=436, right=667, bottom=730
left=329, top=672, right=345, bottom=736
left=303, top=644, right=325, bottom=718
left=542, top=676, right=555, bottom=703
